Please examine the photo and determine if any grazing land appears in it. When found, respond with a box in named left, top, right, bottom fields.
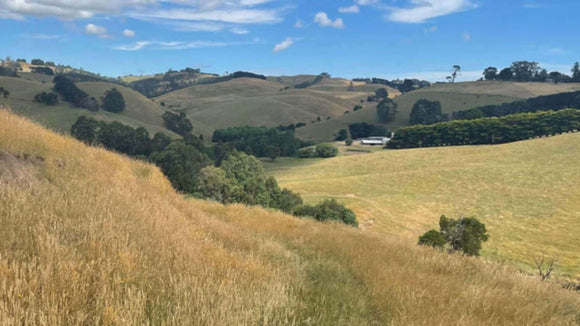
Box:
left=1, top=110, right=579, bottom=325
left=267, top=134, right=580, bottom=279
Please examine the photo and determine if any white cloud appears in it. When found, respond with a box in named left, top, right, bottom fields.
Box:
left=294, top=19, right=304, bottom=28
left=115, top=38, right=260, bottom=51
left=273, top=37, right=294, bottom=52
left=85, top=23, right=110, bottom=38
left=123, top=29, right=136, bottom=38
left=387, top=0, right=477, bottom=23
left=356, top=0, right=378, bottom=5
left=230, top=27, right=249, bottom=34
left=314, top=12, right=344, bottom=29
left=339, top=5, right=360, bottom=14
left=462, top=31, right=471, bottom=41
left=130, top=8, right=282, bottom=24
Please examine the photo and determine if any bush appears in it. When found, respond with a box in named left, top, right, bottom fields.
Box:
left=345, top=138, right=353, bottom=146
left=315, top=143, right=338, bottom=158
left=294, top=199, right=357, bottom=226
left=418, top=230, right=446, bottom=248
left=163, top=111, right=193, bottom=136
left=334, top=129, right=348, bottom=141
left=297, top=147, right=315, bottom=158
left=34, top=92, right=59, bottom=106
left=102, top=88, right=126, bottom=113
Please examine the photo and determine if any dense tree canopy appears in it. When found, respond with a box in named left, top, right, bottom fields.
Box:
left=348, top=123, right=388, bottom=139
left=53, top=75, right=90, bottom=108
left=34, top=92, right=59, bottom=106
left=162, top=111, right=193, bottom=136
left=212, top=126, right=302, bottom=158
left=294, top=199, right=358, bottom=227
left=419, top=216, right=489, bottom=256
left=409, top=99, right=444, bottom=125
left=102, top=88, right=126, bottom=113
left=376, top=98, right=398, bottom=123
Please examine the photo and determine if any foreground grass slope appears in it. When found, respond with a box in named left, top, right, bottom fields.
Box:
left=297, top=81, right=580, bottom=142
left=1, top=110, right=579, bottom=325
left=268, top=134, right=580, bottom=278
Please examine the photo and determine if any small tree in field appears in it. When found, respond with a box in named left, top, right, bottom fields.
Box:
left=534, top=257, right=557, bottom=281
left=315, top=143, right=338, bottom=158
left=102, top=88, right=126, bottom=113
left=419, top=215, right=489, bottom=256
left=265, top=145, right=280, bottom=161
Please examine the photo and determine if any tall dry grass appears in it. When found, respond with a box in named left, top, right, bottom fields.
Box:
left=0, top=110, right=579, bottom=325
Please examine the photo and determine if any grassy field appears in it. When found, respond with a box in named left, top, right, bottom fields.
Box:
left=266, top=134, right=580, bottom=279
left=1, top=109, right=579, bottom=325
left=155, top=77, right=378, bottom=132
left=296, top=81, right=580, bottom=142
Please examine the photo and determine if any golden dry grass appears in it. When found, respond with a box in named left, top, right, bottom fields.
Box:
left=1, top=110, right=579, bottom=325
left=268, top=134, right=580, bottom=279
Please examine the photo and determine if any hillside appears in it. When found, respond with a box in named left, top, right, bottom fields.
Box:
left=297, top=81, right=580, bottom=142
left=2, top=109, right=579, bottom=325
left=155, top=77, right=381, bottom=133
left=0, top=75, right=184, bottom=137
left=266, top=134, right=580, bottom=279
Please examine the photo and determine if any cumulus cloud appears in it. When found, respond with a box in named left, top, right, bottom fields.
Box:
left=387, top=0, right=477, bottom=23
left=339, top=5, right=360, bottom=13
left=273, top=37, right=294, bottom=52
left=123, top=29, right=136, bottom=38
left=314, top=12, right=344, bottom=29
left=85, top=23, right=110, bottom=38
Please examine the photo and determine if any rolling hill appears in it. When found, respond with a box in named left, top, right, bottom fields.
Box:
left=266, top=134, right=580, bottom=279
left=296, top=81, right=580, bottom=142
left=155, top=77, right=383, bottom=133
left=0, top=75, right=183, bottom=137
left=1, top=109, right=579, bottom=325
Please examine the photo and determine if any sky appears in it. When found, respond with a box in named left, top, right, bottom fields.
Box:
left=1, top=0, right=579, bottom=82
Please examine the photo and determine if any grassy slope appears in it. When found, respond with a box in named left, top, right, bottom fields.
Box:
left=0, top=76, right=184, bottom=137
left=155, top=77, right=386, bottom=134
left=267, top=134, right=580, bottom=279
left=296, top=81, right=580, bottom=142
left=2, top=110, right=579, bottom=325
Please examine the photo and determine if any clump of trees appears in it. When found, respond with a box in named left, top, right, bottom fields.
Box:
left=452, top=91, right=580, bottom=120
left=102, top=88, right=126, bottom=113
left=419, top=215, right=489, bottom=256
left=34, top=92, right=59, bottom=105
left=387, top=109, right=580, bottom=149
left=353, top=77, right=430, bottom=93
left=409, top=99, right=446, bottom=125
left=162, top=111, right=193, bottom=136
left=315, top=143, right=338, bottom=158
left=348, top=123, right=388, bottom=139
left=482, top=61, right=580, bottom=83
left=376, top=98, right=398, bottom=123
left=334, top=129, right=348, bottom=141
left=295, top=199, right=358, bottom=227
left=53, top=75, right=98, bottom=110
left=70, top=116, right=358, bottom=226
left=212, top=126, right=303, bottom=158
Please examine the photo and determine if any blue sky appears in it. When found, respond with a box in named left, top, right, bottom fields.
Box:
left=1, top=0, right=578, bottom=81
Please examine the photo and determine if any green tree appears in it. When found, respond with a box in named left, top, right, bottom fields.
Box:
left=163, top=111, right=193, bottom=136
left=439, top=215, right=489, bottom=256
left=295, top=199, right=357, bottom=227
left=418, top=230, right=446, bottom=248
left=70, top=116, right=101, bottom=145
left=483, top=67, right=498, bottom=80
left=265, top=145, right=280, bottom=161
left=375, top=88, right=389, bottom=100
left=149, top=142, right=212, bottom=193
left=376, top=98, right=398, bottom=123
left=511, top=61, right=540, bottom=82
left=102, top=88, right=126, bottom=113
left=0, top=87, right=9, bottom=98
left=334, top=129, right=348, bottom=141
left=409, top=99, right=443, bottom=125
left=447, top=65, right=461, bottom=83
left=31, top=59, right=45, bottom=65
left=345, top=138, right=353, bottom=146
left=197, top=166, right=235, bottom=203
left=315, top=143, right=338, bottom=158
left=572, top=62, right=580, bottom=82
left=34, top=92, right=58, bottom=105
left=498, top=68, right=514, bottom=81
left=297, top=147, right=315, bottom=158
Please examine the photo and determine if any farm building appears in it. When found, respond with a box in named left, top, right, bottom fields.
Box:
left=360, top=136, right=391, bottom=146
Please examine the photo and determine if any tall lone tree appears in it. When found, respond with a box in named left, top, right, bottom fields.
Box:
left=376, top=98, right=398, bottom=123
left=447, top=65, right=461, bottom=83
left=102, top=88, right=126, bottom=113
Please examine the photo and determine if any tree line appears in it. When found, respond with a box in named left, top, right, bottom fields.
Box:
left=53, top=75, right=126, bottom=112
left=212, top=126, right=306, bottom=158
left=387, top=109, right=580, bottom=149
left=452, top=91, right=580, bottom=120
left=70, top=116, right=358, bottom=226
left=482, top=61, right=580, bottom=83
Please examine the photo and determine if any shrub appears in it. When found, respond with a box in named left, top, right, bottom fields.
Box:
left=163, top=111, right=193, bottom=136
left=345, top=138, right=353, bottom=146
left=34, top=92, right=59, bottom=106
left=315, top=143, right=338, bottom=158
left=334, top=129, right=348, bottom=141
left=297, top=147, right=315, bottom=158
left=294, top=199, right=358, bottom=227
left=418, top=230, right=446, bottom=248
